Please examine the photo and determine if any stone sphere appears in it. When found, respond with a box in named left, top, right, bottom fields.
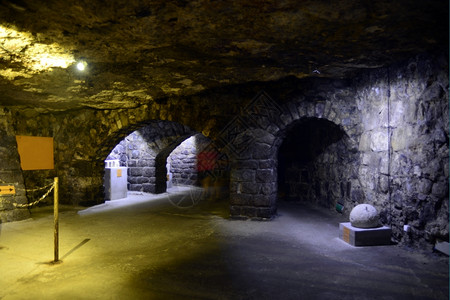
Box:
left=349, top=204, right=380, bottom=228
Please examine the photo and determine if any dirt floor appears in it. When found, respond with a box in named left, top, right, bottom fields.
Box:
left=0, top=186, right=448, bottom=299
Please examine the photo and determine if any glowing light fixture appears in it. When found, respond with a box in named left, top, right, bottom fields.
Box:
left=76, top=61, right=87, bottom=71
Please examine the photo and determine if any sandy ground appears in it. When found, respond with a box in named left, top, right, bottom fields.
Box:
left=0, top=186, right=448, bottom=299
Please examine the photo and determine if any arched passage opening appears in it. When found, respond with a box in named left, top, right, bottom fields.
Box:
left=103, top=120, right=195, bottom=198
left=277, top=118, right=356, bottom=211
left=102, top=120, right=230, bottom=204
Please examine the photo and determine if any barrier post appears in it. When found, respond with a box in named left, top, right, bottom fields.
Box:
left=53, top=177, right=59, bottom=263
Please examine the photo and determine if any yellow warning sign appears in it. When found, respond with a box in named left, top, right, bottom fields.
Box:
left=343, top=226, right=350, bottom=243
left=16, top=135, right=54, bottom=170
left=117, top=169, right=122, bottom=177
left=0, top=185, right=15, bottom=195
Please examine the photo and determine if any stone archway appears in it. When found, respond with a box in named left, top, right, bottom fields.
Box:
left=103, top=121, right=197, bottom=197
left=154, top=135, right=193, bottom=194
left=50, top=112, right=200, bottom=206
left=277, top=117, right=358, bottom=211
left=228, top=89, right=362, bottom=220
left=103, top=123, right=227, bottom=202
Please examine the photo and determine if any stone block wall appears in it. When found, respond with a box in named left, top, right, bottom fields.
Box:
left=123, top=130, right=158, bottom=193
left=168, top=135, right=198, bottom=186
left=229, top=129, right=279, bottom=220
left=8, top=97, right=214, bottom=207
left=106, top=140, right=127, bottom=166
left=355, top=55, right=449, bottom=248
left=0, top=108, right=30, bottom=222
left=230, top=160, right=278, bottom=220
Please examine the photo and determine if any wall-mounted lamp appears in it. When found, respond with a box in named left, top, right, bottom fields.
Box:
left=76, top=61, right=87, bottom=71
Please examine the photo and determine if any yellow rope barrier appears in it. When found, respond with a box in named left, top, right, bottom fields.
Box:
left=17, top=182, right=54, bottom=192
left=12, top=182, right=55, bottom=208
left=0, top=179, right=53, bottom=193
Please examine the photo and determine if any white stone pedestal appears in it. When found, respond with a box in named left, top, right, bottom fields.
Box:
left=104, top=167, right=128, bottom=200
left=339, top=222, right=392, bottom=246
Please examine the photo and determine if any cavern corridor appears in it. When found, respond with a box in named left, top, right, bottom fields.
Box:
left=0, top=0, right=448, bottom=299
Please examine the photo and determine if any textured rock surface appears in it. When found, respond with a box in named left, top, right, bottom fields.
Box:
left=0, top=108, right=30, bottom=222
left=168, top=135, right=200, bottom=186
left=350, top=204, right=380, bottom=228
left=0, top=1, right=446, bottom=111
left=0, top=1, right=447, bottom=251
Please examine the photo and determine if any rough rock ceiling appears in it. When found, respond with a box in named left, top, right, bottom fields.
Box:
left=0, top=0, right=447, bottom=112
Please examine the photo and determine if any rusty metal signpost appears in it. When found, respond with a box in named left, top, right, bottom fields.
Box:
left=15, top=135, right=59, bottom=263
left=53, top=177, right=59, bottom=263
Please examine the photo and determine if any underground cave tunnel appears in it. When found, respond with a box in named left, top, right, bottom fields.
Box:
left=277, top=118, right=348, bottom=209
left=0, top=0, right=448, bottom=298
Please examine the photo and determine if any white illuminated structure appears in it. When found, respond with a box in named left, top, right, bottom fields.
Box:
left=76, top=61, right=87, bottom=71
